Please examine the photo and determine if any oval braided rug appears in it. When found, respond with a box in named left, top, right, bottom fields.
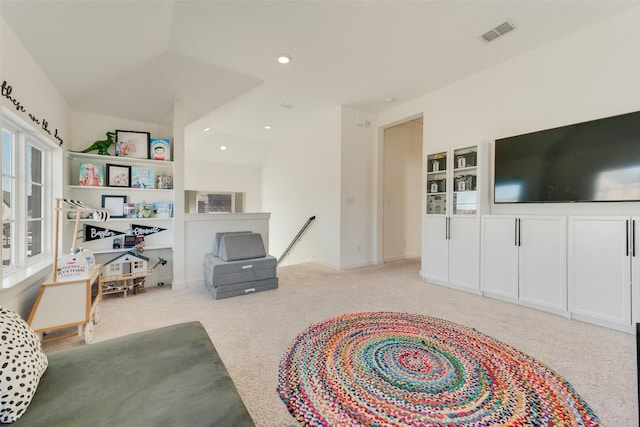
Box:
left=277, top=312, right=599, bottom=426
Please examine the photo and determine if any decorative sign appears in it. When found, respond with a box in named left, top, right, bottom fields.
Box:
left=84, top=224, right=125, bottom=242
left=1, top=80, right=65, bottom=146
left=130, top=224, right=166, bottom=236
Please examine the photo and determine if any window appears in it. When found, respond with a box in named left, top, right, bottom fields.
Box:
left=1, top=109, right=60, bottom=288
left=197, top=193, right=233, bottom=213
left=2, top=128, right=15, bottom=267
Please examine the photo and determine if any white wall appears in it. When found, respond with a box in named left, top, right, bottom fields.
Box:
left=339, top=107, right=377, bottom=269
left=0, top=18, right=71, bottom=315
left=382, top=120, right=422, bottom=261
left=70, top=111, right=171, bottom=152
left=378, top=6, right=640, bottom=219
left=185, top=161, right=262, bottom=212
left=1, top=18, right=71, bottom=148
left=262, top=107, right=342, bottom=267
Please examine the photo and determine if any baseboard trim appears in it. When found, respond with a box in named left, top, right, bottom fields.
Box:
left=181, top=278, right=202, bottom=288
left=339, top=260, right=374, bottom=270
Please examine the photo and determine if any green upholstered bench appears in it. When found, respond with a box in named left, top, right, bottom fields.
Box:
left=15, top=322, right=255, bottom=426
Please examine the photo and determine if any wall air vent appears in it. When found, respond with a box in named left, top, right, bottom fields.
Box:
left=481, top=21, right=516, bottom=42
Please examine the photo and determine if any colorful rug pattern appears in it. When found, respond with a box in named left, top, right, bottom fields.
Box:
left=277, top=312, right=599, bottom=426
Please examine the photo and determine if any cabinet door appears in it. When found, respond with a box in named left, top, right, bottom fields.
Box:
left=423, top=216, right=449, bottom=284
left=481, top=216, right=518, bottom=299
left=449, top=216, right=479, bottom=291
left=518, top=216, right=566, bottom=311
left=568, top=217, right=631, bottom=327
left=632, top=218, right=640, bottom=324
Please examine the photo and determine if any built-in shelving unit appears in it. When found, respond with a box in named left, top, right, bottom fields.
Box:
left=426, top=151, right=447, bottom=215
left=64, top=151, right=175, bottom=270
left=423, top=144, right=487, bottom=292
left=451, top=146, right=478, bottom=215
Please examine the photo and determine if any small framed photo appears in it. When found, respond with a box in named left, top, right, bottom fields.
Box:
left=101, top=195, right=127, bottom=218
left=79, top=162, right=104, bottom=186
left=124, top=235, right=136, bottom=248
left=131, top=166, right=155, bottom=189
left=113, top=237, right=123, bottom=249
left=115, top=130, right=150, bottom=159
left=150, top=138, right=171, bottom=161
left=106, top=164, right=131, bottom=187
left=152, top=201, right=173, bottom=218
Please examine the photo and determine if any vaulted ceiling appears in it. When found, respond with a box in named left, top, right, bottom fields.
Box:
left=2, top=1, right=638, bottom=165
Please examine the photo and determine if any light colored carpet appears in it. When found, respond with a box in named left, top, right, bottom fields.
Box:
left=43, top=259, right=637, bottom=427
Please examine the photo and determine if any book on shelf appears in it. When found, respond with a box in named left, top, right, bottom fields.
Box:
left=79, top=162, right=104, bottom=186
left=131, top=166, right=155, bottom=189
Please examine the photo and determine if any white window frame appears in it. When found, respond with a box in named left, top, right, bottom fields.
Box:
left=1, top=108, right=61, bottom=289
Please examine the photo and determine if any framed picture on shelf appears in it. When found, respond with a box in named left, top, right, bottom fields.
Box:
left=115, top=130, right=150, bottom=159
left=101, top=195, right=127, bottom=218
left=78, top=163, right=104, bottom=186
left=131, top=166, right=155, bottom=189
left=150, top=138, right=171, bottom=161
left=152, top=201, right=173, bottom=218
left=106, top=164, right=131, bottom=187
left=113, top=237, right=122, bottom=249
left=124, top=235, right=136, bottom=248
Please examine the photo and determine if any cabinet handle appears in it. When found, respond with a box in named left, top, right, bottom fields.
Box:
left=626, top=219, right=630, bottom=257
left=633, top=220, right=636, bottom=257
left=518, top=218, right=522, bottom=246
left=514, top=218, right=518, bottom=246
left=446, top=217, right=451, bottom=240
left=445, top=217, right=448, bottom=240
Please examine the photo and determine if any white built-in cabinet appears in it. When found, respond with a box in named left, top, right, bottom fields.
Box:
left=568, top=216, right=638, bottom=330
left=481, top=215, right=567, bottom=313
left=423, top=144, right=486, bottom=291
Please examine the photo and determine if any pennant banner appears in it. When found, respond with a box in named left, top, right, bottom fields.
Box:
left=130, top=224, right=167, bottom=236
left=84, top=224, right=125, bottom=242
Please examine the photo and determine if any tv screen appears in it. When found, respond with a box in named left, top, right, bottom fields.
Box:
left=494, top=110, right=640, bottom=203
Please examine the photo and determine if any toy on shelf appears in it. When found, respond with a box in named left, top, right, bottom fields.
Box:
left=100, top=255, right=168, bottom=297
left=72, top=131, right=116, bottom=155
left=27, top=198, right=111, bottom=344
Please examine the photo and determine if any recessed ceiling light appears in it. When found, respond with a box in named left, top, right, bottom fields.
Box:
left=264, top=125, right=272, bottom=130
left=203, top=127, right=211, bottom=132
left=277, top=54, right=291, bottom=64
left=219, top=145, right=227, bottom=151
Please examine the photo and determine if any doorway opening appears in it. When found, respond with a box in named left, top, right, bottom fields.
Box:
left=381, top=115, right=423, bottom=262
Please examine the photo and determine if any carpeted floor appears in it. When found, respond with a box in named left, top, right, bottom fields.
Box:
left=43, top=259, right=637, bottom=427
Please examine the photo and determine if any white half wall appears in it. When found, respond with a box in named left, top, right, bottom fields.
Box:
left=262, top=107, right=342, bottom=268
left=183, top=213, right=271, bottom=287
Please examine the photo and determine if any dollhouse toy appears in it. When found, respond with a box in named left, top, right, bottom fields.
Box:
left=101, top=251, right=149, bottom=297
left=100, top=252, right=167, bottom=297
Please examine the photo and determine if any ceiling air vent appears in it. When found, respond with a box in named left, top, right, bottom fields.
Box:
left=481, top=21, right=516, bottom=43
